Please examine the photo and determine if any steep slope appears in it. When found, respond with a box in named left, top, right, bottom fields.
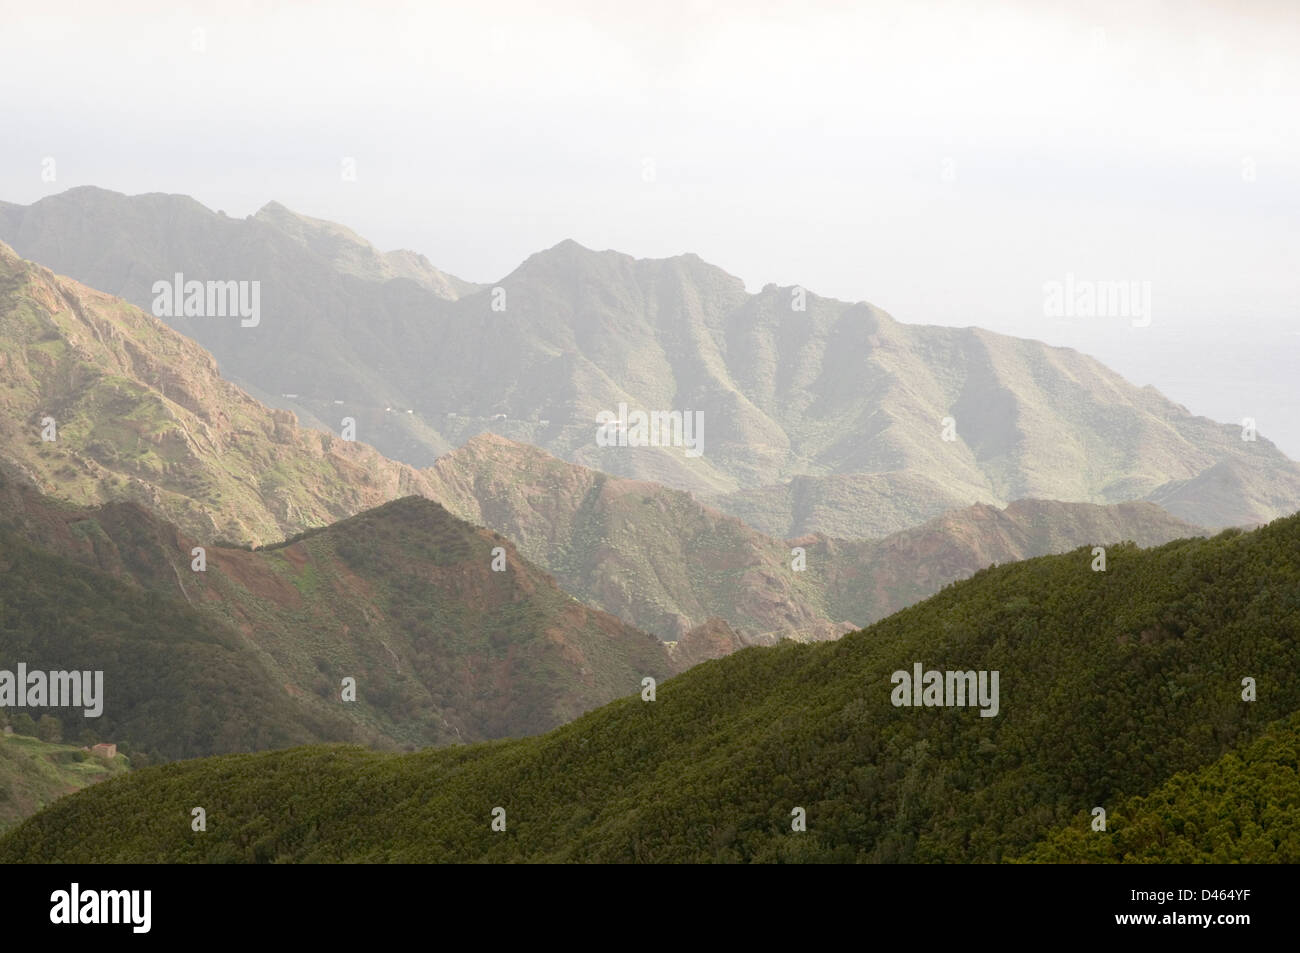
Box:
left=195, top=496, right=673, bottom=747
left=0, top=521, right=359, bottom=763
left=5, top=188, right=1297, bottom=533
left=6, top=514, right=1298, bottom=863
left=425, top=433, right=849, bottom=643
left=0, top=466, right=672, bottom=752
left=427, top=434, right=1204, bottom=644
left=0, top=243, right=1199, bottom=661
left=252, top=201, right=481, bottom=300
left=1144, top=457, right=1300, bottom=532
left=665, top=617, right=751, bottom=671
left=0, top=240, right=441, bottom=546
left=0, top=188, right=471, bottom=467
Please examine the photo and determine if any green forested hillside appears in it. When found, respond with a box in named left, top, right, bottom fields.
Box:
left=0, top=474, right=671, bottom=832
left=0, top=525, right=359, bottom=762
left=1015, top=710, right=1300, bottom=863
left=0, top=481, right=670, bottom=763
left=4, top=513, right=1297, bottom=863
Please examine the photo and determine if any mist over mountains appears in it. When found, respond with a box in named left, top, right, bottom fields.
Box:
left=0, top=184, right=1296, bottom=868
left=0, top=238, right=1207, bottom=654
left=5, top=0, right=1300, bottom=903
left=4, top=187, right=1297, bottom=540
left=0, top=241, right=440, bottom=544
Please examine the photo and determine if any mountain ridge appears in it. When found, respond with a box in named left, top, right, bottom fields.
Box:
left=0, top=241, right=1207, bottom=657
left=0, top=462, right=674, bottom=758
left=426, top=431, right=1207, bottom=643
left=4, top=186, right=1295, bottom=534
left=5, top=509, right=1297, bottom=862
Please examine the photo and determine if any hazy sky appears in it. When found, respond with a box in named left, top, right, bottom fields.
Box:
left=4, top=0, right=1299, bottom=453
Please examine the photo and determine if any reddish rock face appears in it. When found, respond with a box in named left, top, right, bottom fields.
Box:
left=669, top=618, right=750, bottom=671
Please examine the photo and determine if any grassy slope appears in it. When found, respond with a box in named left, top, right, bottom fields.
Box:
left=0, top=733, right=129, bottom=834
left=5, top=513, right=1297, bottom=863
left=427, top=434, right=848, bottom=643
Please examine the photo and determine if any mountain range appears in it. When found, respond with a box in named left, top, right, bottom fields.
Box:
left=4, top=187, right=1298, bottom=537
left=1, top=187, right=1297, bottom=862
left=0, top=239, right=1205, bottom=653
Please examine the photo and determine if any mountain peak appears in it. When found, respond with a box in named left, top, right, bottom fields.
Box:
left=550, top=238, right=592, bottom=253
left=516, top=238, right=613, bottom=268
left=505, top=239, right=746, bottom=295
left=253, top=200, right=363, bottom=239
left=50, top=184, right=126, bottom=200
left=253, top=199, right=293, bottom=219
